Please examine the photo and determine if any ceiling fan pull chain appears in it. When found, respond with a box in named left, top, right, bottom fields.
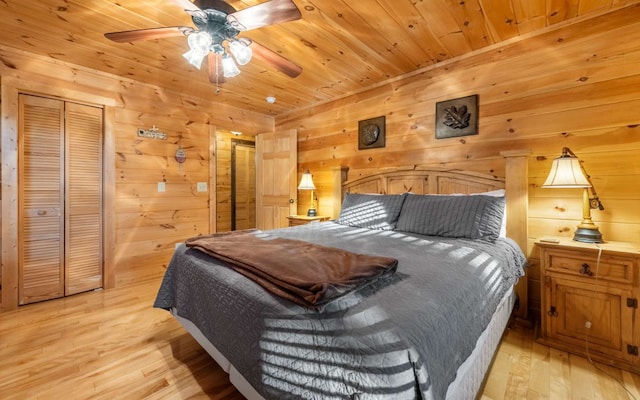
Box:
left=215, top=54, right=221, bottom=94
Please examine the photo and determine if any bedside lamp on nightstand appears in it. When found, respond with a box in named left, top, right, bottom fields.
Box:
left=298, top=169, right=317, bottom=217
left=542, top=147, right=605, bottom=243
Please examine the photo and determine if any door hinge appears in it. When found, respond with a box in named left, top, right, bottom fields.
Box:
left=628, top=345, right=639, bottom=356
left=627, top=298, right=638, bottom=308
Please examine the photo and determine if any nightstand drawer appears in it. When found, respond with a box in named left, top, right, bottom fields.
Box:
left=546, top=249, right=635, bottom=286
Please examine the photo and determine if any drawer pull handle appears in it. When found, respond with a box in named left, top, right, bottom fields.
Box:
left=37, top=210, right=47, bottom=216
left=547, top=306, right=559, bottom=317
left=580, top=263, right=594, bottom=277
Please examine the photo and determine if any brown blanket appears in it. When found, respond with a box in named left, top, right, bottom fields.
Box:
left=185, top=230, right=398, bottom=308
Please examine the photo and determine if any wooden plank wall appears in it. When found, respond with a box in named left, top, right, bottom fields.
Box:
left=0, top=45, right=272, bottom=299
left=276, top=6, right=640, bottom=315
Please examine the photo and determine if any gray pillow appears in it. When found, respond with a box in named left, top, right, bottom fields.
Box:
left=395, top=193, right=505, bottom=242
left=337, top=193, right=407, bottom=230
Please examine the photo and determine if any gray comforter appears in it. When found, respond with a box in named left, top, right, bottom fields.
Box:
left=154, top=222, right=526, bottom=400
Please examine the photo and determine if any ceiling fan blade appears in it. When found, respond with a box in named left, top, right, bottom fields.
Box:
left=170, top=0, right=202, bottom=13
left=251, top=41, right=302, bottom=78
left=229, top=0, right=301, bottom=31
left=104, top=26, right=192, bottom=43
left=208, top=53, right=226, bottom=84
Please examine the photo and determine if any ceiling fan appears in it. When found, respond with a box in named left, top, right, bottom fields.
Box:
left=104, top=0, right=303, bottom=86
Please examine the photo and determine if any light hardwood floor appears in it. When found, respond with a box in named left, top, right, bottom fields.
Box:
left=2, top=269, right=640, bottom=400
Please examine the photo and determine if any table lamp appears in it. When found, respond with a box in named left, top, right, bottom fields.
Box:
left=542, top=147, right=604, bottom=243
left=298, top=170, right=317, bottom=216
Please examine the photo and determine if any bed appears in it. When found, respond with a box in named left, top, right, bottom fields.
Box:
left=154, top=160, right=530, bottom=400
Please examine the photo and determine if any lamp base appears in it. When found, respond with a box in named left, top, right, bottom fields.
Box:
left=573, top=227, right=604, bottom=243
left=307, top=208, right=317, bottom=217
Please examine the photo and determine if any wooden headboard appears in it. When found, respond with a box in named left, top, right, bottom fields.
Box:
left=342, top=167, right=504, bottom=196
left=331, top=150, right=531, bottom=319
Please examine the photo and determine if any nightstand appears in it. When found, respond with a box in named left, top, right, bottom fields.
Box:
left=286, top=215, right=330, bottom=227
left=536, top=237, right=640, bottom=372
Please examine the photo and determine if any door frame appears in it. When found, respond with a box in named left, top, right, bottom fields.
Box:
left=1, top=78, right=116, bottom=311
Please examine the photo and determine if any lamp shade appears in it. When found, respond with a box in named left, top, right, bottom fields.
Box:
left=298, top=170, right=315, bottom=190
left=229, top=40, right=253, bottom=65
left=183, top=48, right=208, bottom=69
left=542, top=153, right=590, bottom=188
left=222, top=53, right=241, bottom=78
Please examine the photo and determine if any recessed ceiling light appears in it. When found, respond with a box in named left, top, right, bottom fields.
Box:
left=266, top=96, right=276, bottom=104
left=231, top=131, right=242, bottom=136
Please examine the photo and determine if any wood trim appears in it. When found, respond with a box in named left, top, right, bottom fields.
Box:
left=1, top=82, right=19, bottom=311
left=501, top=149, right=532, bottom=320
left=103, top=106, right=116, bottom=289
left=332, top=167, right=349, bottom=219
left=0, top=76, right=121, bottom=108
left=209, top=126, right=217, bottom=234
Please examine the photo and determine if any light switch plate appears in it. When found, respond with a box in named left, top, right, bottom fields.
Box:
left=158, top=182, right=166, bottom=192
left=197, top=182, right=208, bottom=192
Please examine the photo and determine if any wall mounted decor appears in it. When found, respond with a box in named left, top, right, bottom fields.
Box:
left=358, top=115, right=386, bottom=150
left=137, top=125, right=167, bottom=140
left=435, top=94, right=478, bottom=139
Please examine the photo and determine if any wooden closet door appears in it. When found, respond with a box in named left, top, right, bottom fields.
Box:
left=65, top=102, right=103, bottom=295
left=19, top=95, right=65, bottom=304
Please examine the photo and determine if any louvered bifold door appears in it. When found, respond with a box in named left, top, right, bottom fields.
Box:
left=19, top=95, right=65, bottom=304
left=64, top=102, right=103, bottom=295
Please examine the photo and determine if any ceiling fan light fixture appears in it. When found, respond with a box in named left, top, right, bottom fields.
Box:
left=222, top=53, right=241, bottom=78
left=105, top=0, right=304, bottom=84
left=187, top=31, right=213, bottom=52
left=183, top=48, right=208, bottom=69
left=229, top=40, right=253, bottom=65
left=183, top=31, right=213, bottom=69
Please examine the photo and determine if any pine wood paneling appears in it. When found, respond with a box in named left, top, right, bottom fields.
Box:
left=2, top=0, right=638, bottom=115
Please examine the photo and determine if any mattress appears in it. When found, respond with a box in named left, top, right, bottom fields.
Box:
left=155, top=222, right=526, bottom=399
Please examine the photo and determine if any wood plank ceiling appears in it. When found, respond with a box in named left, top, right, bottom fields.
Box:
left=0, top=0, right=636, bottom=116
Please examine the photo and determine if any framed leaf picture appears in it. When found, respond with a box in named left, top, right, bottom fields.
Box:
left=435, top=94, right=478, bottom=139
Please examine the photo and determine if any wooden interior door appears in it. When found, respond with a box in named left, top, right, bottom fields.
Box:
left=232, top=140, right=256, bottom=230
left=18, top=95, right=103, bottom=304
left=19, top=95, right=65, bottom=304
left=255, top=130, right=297, bottom=230
left=65, top=102, right=103, bottom=295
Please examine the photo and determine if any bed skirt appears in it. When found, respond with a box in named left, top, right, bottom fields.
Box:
left=171, top=285, right=516, bottom=400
